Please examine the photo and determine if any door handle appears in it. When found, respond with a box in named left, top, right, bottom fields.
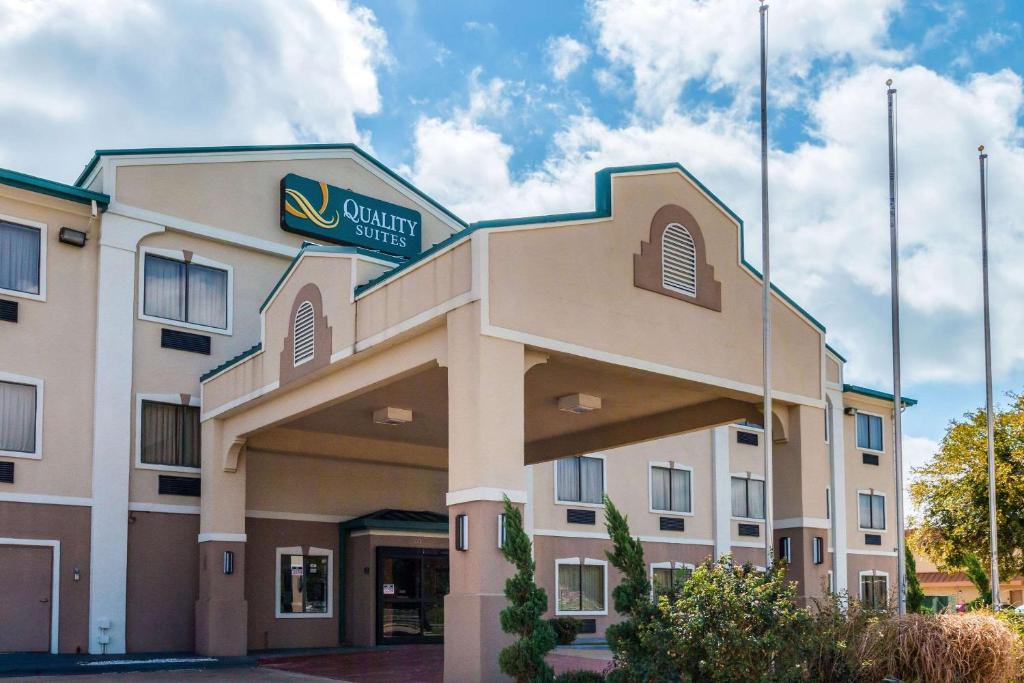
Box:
left=39, top=598, right=49, bottom=603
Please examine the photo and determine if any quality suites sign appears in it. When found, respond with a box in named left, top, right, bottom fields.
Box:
left=280, top=173, right=422, bottom=258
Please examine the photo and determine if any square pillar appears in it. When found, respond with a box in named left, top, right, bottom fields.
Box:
left=444, top=304, right=526, bottom=683
left=195, top=419, right=249, bottom=656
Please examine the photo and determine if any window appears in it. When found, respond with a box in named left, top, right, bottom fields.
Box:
left=556, top=559, right=606, bottom=615
left=293, top=301, right=315, bottom=366
left=856, top=412, right=883, bottom=451
left=827, top=570, right=834, bottom=593
left=651, top=562, right=693, bottom=598
left=778, top=536, right=792, bottom=563
left=142, top=251, right=230, bottom=331
left=0, top=378, right=39, bottom=456
left=858, top=492, right=886, bottom=530
left=277, top=547, right=333, bottom=618
left=650, top=464, right=692, bottom=514
left=661, top=223, right=697, bottom=296
left=0, top=219, right=42, bottom=297
left=812, top=536, right=824, bottom=565
left=860, top=572, right=888, bottom=609
left=139, top=399, right=200, bottom=469
left=731, top=476, right=765, bottom=519
left=556, top=455, right=604, bottom=505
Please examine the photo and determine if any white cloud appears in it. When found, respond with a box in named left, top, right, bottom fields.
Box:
left=0, top=0, right=390, bottom=181
left=547, top=35, right=590, bottom=81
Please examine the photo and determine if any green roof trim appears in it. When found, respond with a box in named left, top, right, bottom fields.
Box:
left=73, top=143, right=467, bottom=228
left=826, top=344, right=848, bottom=363
left=200, top=343, right=262, bottom=383
left=0, top=167, right=109, bottom=207
left=843, top=383, right=917, bottom=407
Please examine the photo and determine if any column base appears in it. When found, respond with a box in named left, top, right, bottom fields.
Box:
left=195, top=540, right=247, bottom=656
left=443, top=592, right=513, bottom=683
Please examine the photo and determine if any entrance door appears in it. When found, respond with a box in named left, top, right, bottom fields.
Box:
left=376, top=547, right=448, bottom=644
left=0, top=545, right=52, bottom=652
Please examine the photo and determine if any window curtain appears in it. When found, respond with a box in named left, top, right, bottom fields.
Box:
left=871, top=495, right=885, bottom=529
left=671, top=469, right=691, bottom=513
left=580, top=456, right=603, bottom=504
left=731, top=477, right=747, bottom=517
left=652, top=568, right=672, bottom=595
left=556, top=458, right=579, bottom=502
left=651, top=467, right=671, bottom=510
left=144, top=255, right=186, bottom=321
left=580, top=564, right=603, bottom=610
left=869, top=416, right=883, bottom=450
left=187, top=263, right=228, bottom=329
left=0, top=221, right=41, bottom=295
left=749, top=479, right=765, bottom=519
left=558, top=564, right=580, bottom=611
left=858, top=493, right=872, bottom=528
left=141, top=401, right=200, bottom=467
left=0, top=380, right=36, bottom=452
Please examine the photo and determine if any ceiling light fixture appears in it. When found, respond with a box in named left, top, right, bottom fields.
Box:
left=557, top=393, right=602, bottom=414
left=373, top=407, right=413, bottom=425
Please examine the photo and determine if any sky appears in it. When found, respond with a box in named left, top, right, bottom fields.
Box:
left=2, top=0, right=1022, bottom=511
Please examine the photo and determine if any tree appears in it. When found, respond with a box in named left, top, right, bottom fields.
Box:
left=963, top=552, right=993, bottom=608
left=498, top=495, right=557, bottom=683
left=905, top=546, right=925, bottom=613
left=910, top=393, right=1024, bottom=579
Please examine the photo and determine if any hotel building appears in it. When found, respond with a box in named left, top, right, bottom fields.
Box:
left=0, top=144, right=911, bottom=681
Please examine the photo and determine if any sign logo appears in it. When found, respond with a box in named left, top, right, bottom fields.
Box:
left=280, top=173, right=422, bottom=258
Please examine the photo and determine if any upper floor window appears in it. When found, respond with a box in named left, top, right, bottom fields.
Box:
left=858, top=492, right=886, bottom=530
left=650, top=464, right=692, bottom=514
left=556, top=455, right=604, bottom=505
left=856, top=412, right=883, bottom=452
left=661, top=223, right=697, bottom=297
left=731, top=476, right=765, bottom=520
left=142, top=251, right=229, bottom=332
left=0, top=219, right=42, bottom=298
left=139, top=399, right=200, bottom=469
left=0, top=377, right=39, bottom=457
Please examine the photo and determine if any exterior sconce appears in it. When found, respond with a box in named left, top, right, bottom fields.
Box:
left=844, top=407, right=857, bottom=416
left=58, top=227, right=88, bottom=247
left=558, top=393, right=602, bottom=414
left=497, top=513, right=507, bottom=549
left=373, top=406, right=413, bottom=425
left=455, top=514, right=469, bottom=551
left=223, top=550, right=234, bottom=575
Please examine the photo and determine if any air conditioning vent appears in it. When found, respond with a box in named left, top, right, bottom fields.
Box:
left=161, top=329, right=211, bottom=355
left=736, top=431, right=759, bottom=446
left=0, top=461, right=13, bottom=484
left=659, top=517, right=686, bottom=532
left=576, top=618, right=597, bottom=634
left=865, top=534, right=882, bottom=546
left=738, top=523, right=760, bottom=537
left=158, top=475, right=201, bottom=497
left=0, top=299, right=17, bottom=323
left=566, top=509, right=596, bottom=525
left=862, top=453, right=880, bottom=466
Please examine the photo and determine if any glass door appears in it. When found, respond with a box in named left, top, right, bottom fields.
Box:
left=376, top=547, right=448, bottom=644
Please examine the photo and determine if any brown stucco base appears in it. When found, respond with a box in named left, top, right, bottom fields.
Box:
left=195, top=540, right=247, bottom=656
left=126, top=511, right=199, bottom=653
left=730, top=545, right=767, bottom=567
left=0, top=501, right=91, bottom=654
left=774, top=527, right=831, bottom=605
left=847, top=553, right=898, bottom=603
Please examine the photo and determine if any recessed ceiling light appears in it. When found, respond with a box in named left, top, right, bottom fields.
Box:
left=557, top=393, right=602, bottom=414
left=373, top=407, right=413, bottom=425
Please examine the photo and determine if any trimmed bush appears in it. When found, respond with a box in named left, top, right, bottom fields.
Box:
left=805, top=592, right=890, bottom=682
left=548, top=617, right=582, bottom=646
left=553, top=671, right=606, bottom=683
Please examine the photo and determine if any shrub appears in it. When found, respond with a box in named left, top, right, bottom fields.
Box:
left=804, top=591, right=890, bottom=682
left=548, top=617, right=582, bottom=646
left=498, top=495, right=557, bottom=683
left=992, top=608, right=1024, bottom=642
left=859, top=613, right=1023, bottom=683
left=553, top=671, right=606, bottom=683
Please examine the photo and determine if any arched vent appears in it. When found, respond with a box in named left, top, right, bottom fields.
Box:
left=661, top=223, right=697, bottom=297
left=293, top=301, right=315, bottom=367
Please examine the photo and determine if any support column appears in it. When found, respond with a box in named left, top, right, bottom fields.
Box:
left=88, top=214, right=163, bottom=654
left=827, top=390, right=849, bottom=593
left=444, top=304, right=525, bottom=683
left=195, top=419, right=249, bottom=656
left=711, top=427, right=732, bottom=560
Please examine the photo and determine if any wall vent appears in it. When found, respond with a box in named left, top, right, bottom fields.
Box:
left=293, top=300, right=315, bottom=366
left=0, top=299, right=17, bottom=323
left=161, top=329, right=211, bottom=355
left=864, top=534, right=882, bottom=546
left=659, top=517, right=686, bottom=532
left=576, top=618, right=597, bottom=634
left=736, top=431, right=759, bottom=446
left=0, top=461, right=13, bottom=484
left=158, top=475, right=201, bottom=497
left=862, top=453, right=880, bottom=466
left=661, top=223, right=698, bottom=296
left=738, top=523, right=760, bottom=537
left=566, top=509, right=596, bottom=525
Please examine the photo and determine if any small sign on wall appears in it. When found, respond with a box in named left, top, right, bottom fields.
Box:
left=382, top=583, right=396, bottom=595
left=292, top=566, right=304, bottom=576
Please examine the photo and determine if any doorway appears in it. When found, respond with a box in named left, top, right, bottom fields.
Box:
left=376, top=547, right=448, bottom=644
left=0, top=543, right=54, bottom=653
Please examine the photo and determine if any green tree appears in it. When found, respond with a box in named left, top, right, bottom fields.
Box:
left=964, top=552, right=993, bottom=608
left=905, top=546, right=925, bottom=613
left=498, top=495, right=557, bottom=683
left=910, top=393, right=1024, bottom=579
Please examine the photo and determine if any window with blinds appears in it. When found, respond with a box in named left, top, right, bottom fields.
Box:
left=140, top=400, right=200, bottom=469
left=650, top=465, right=692, bottom=514
left=556, top=455, right=604, bottom=504
left=0, top=379, right=37, bottom=454
left=858, top=492, right=886, bottom=530
left=293, top=301, right=316, bottom=366
left=143, top=253, right=228, bottom=330
left=661, top=223, right=697, bottom=297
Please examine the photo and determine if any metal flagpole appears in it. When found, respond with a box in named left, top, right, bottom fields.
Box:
left=886, top=79, right=907, bottom=616
left=979, top=145, right=1001, bottom=610
left=759, top=0, right=774, bottom=568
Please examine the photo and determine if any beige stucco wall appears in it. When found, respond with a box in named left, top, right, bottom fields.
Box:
left=842, top=394, right=897, bottom=553
left=0, top=187, right=97, bottom=498
left=486, top=171, right=823, bottom=403
left=826, top=356, right=842, bottom=385
left=729, top=425, right=767, bottom=544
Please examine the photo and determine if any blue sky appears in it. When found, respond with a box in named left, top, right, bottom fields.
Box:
left=2, top=0, right=1022, bottom=507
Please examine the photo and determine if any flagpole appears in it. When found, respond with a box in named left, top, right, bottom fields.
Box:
left=759, top=0, right=774, bottom=568
left=886, top=79, right=907, bottom=616
left=979, top=145, right=1000, bottom=609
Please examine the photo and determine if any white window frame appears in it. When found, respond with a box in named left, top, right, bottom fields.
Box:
left=648, top=461, right=695, bottom=517
left=553, top=453, right=606, bottom=508
left=827, top=569, right=834, bottom=594
left=0, top=371, right=44, bottom=460
left=730, top=472, right=766, bottom=522
left=649, top=561, right=695, bottom=598
left=858, top=569, right=889, bottom=606
left=134, top=393, right=202, bottom=473
left=275, top=545, right=334, bottom=619
left=137, top=246, right=234, bottom=336
left=0, top=213, right=47, bottom=302
left=855, top=410, right=885, bottom=454
left=554, top=556, right=608, bottom=616
left=857, top=489, right=887, bottom=532
left=779, top=536, right=792, bottom=563
left=811, top=535, right=825, bottom=565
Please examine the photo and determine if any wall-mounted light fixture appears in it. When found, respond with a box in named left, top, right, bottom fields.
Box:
left=373, top=406, right=413, bottom=425
left=223, top=550, right=234, bottom=575
left=455, top=514, right=469, bottom=551
left=497, top=513, right=507, bottom=549
left=58, top=227, right=88, bottom=247
left=843, top=407, right=857, bottom=416
left=557, top=393, right=602, bottom=414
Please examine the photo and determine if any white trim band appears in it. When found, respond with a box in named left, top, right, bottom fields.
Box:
left=446, top=487, right=527, bottom=506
